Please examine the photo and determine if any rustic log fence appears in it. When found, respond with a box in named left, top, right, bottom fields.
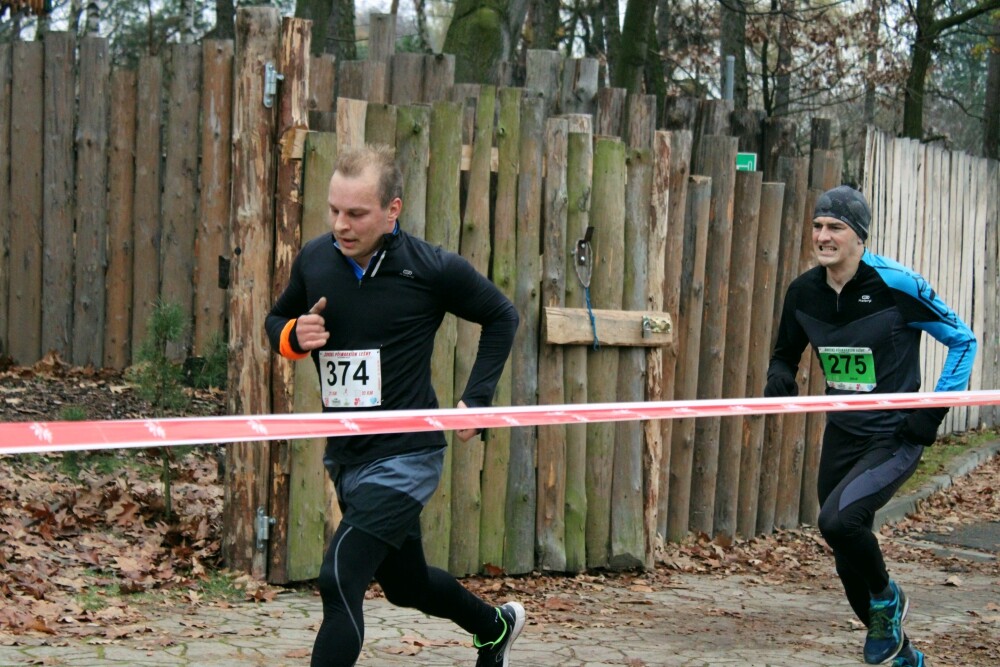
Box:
left=0, top=9, right=997, bottom=583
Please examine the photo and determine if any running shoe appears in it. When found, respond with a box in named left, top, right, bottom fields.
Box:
left=891, top=647, right=926, bottom=667
left=474, top=601, right=526, bottom=667
left=864, top=580, right=909, bottom=664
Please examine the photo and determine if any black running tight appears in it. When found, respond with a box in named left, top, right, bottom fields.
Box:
left=311, top=522, right=499, bottom=667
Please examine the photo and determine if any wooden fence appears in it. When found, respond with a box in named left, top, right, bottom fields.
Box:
left=1, top=9, right=997, bottom=583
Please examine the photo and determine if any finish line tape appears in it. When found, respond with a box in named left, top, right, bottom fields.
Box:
left=1, top=390, right=998, bottom=456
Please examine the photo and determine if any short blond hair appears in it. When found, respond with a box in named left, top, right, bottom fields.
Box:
left=333, top=144, right=403, bottom=208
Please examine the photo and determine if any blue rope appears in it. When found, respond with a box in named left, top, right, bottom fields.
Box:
left=585, top=286, right=600, bottom=350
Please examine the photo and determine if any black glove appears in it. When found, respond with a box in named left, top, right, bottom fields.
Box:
left=894, top=407, right=948, bottom=446
left=764, top=372, right=798, bottom=398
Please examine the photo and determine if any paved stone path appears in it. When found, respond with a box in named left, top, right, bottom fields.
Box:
left=1, top=558, right=996, bottom=667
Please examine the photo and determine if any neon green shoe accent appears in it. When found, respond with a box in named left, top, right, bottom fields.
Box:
left=472, top=608, right=508, bottom=649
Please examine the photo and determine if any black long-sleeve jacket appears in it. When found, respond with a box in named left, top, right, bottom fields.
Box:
left=265, top=229, right=518, bottom=465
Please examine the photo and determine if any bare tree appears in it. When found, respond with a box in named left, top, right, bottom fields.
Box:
left=719, top=0, right=748, bottom=106
left=985, top=14, right=999, bottom=158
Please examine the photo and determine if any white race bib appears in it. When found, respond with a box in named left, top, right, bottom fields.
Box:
left=318, top=349, right=382, bottom=407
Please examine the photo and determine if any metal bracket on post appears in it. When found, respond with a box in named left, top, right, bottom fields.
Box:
left=255, top=507, right=275, bottom=551
left=263, top=62, right=284, bottom=109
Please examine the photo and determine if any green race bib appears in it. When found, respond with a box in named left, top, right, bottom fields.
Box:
left=817, top=346, right=877, bottom=392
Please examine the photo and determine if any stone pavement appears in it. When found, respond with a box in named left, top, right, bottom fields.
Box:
left=1, top=443, right=997, bottom=667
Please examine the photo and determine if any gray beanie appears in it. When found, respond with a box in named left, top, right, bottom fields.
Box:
left=814, top=185, right=871, bottom=242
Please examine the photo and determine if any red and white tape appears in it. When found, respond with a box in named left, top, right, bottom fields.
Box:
left=2, top=390, right=999, bottom=456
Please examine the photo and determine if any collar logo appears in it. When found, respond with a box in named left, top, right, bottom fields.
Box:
left=859, top=294, right=872, bottom=303
left=401, top=269, right=414, bottom=279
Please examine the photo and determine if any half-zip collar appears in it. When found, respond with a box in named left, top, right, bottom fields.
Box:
left=334, top=222, right=400, bottom=282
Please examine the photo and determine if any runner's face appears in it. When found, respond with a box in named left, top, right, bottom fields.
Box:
left=328, top=166, right=401, bottom=268
left=812, top=216, right=863, bottom=271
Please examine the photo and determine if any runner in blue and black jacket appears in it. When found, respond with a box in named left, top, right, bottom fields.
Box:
left=765, top=185, right=976, bottom=667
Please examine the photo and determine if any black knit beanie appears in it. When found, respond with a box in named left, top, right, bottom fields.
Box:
left=813, top=185, right=871, bottom=242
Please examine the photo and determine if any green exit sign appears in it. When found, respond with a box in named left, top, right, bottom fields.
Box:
left=736, top=152, right=757, bottom=172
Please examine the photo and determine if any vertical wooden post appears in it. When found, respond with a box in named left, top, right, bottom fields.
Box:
left=390, top=54, right=424, bottom=105
left=73, top=37, right=110, bottom=367
left=395, top=105, right=430, bottom=239
left=0, top=43, right=11, bottom=358
left=364, top=103, right=396, bottom=147
left=504, top=92, right=544, bottom=574
left=666, top=176, right=711, bottom=542
left=8, top=41, right=43, bottom=364
left=421, top=99, right=462, bottom=569
left=479, top=87, right=520, bottom=571
left=737, top=181, right=785, bottom=537
left=423, top=53, right=455, bottom=102
left=537, top=116, right=568, bottom=572
left=42, top=32, right=75, bottom=362
left=559, top=57, right=599, bottom=116
left=451, top=86, right=496, bottom=576
left=563, top=121, right=593, bottom=572
left=524, top=49, right=562, bottom=115
left=644, top=132, right=670, bottom=564
left=595, top=87, right=626, bottom=137
left=131, top=55, right=164, bottom=359
left=288, top=131, right=338, bottom=582
left=713, top=170, right=761, bottom=538
left=194, top=40, right=234, bottom=356
left=336, top=97, right=367, bottom=153
left=688, top=135, right=737, bottom=536
left=267, top=16, right=311, bottom=586
left=983, top=162, right=999, bottom=428
left=657, top=130, right=692, bottom=539
left=160, top=43, right=202, bottom=361
left=756, top=155, right=809, bottom=535
left=610, top=145, right=650, bottom=569
left=223, top=6, right=281, bottom=579
left=105, top=69, right=137, bottom=370
left=585, top=136, right=626, bottom=568
left=367, top=12, right=396, bottom=62
left=762, top=117, right=798, bottom=182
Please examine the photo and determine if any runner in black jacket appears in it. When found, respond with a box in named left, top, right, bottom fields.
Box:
left=265, top=145, right=523, bottom=667
left=765, top=186, right=976, bottom=667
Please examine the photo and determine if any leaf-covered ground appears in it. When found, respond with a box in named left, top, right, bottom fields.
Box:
left=1, top=357, right=997, bottom=664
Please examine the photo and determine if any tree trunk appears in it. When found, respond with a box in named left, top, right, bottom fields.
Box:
left=612, top=0, right=655, bottom=92
left=982, top=15, right=999, bottom=159
left=443, top=0, right=529, bottom=83
left=328, top=0, right=357, bottom=59
left=863, top=0, right=879, bottom=125
left=529, top=0, right=561, bottom=50
left=602, top=0, right=622, bottom=70
left=773, top=0, right=792, bottom=116
left=294, top=0, right=330, bottom=56
left=213, top=0, right=236, bottom=40
left=902, top=0, right=935, bottom=140
left=719, top=0, right=747, bottom=107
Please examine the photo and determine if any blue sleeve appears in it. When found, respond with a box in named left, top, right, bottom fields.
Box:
left=868, top=252, right=977, bottom=392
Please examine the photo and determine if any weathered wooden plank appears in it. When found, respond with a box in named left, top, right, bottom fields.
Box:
left=479, top=87, right=520, bottom=571
left=625, top=94, right=656, bottom=150
left=390, top=53, right=424, bottom=105
left=367, top=12, right=395, bottom=62
left=420, top=99, right=463, bottom=570
left=543, top=307, right=672, bottom=346
left=338, top=60, right=388, bottom=103
left=983, top=161, right=999, bottom=428
left=449, top=86, right=495, bottom=576
left=689, top=135, right=737, bottom=536
left=41, top=31, right=75, bottom=361
left=423, top=53, right=455, bottom=102
left=8, top=41, right=44, bottom=364
left=336, top=97, right=367, bottom=153
left=657, top=130, right=692, bottom=538
left=800, top=150, right=841, bottom=524
left=73, top=37, right=111, bottom=367
left=563, top=126, right=593, bottom=573
left=761, top=116, right=798, bottom=182
left=595, top=87, right=626, bottom=138
left=104, top=69, right=137, bottom=370
left=585, top=136, right=626, bottom=567
left=690, top=100, right=732, bottom=168
left=364, top=103, right=396, bottom=147
left=730, top=108, right=765, bottom=155
left=643, top=133, right=670, bottom=564
left=661, top=95, right=698, bottom=132
left=536, top=116, right=568, bottom=572
left=160, top=43, right=201, bottom=362
left=223, top=6, right=281, bottom=579
left=560, top=57, right=599, bottom=115
left=194, top=40, right=234, bottom=357
left=131, top=55, right=163, bottom=360
left=736, top=181, right=784, bottom=538
left=666, top=175, right=711, bottom=542
left=524, top=49, right=561, bottom=115
left=267, top=16, right=310, bottom=586
left=504, top=92, right=544, bottom=574
left=395, top=105, right=430, bottom=239
left=755, top=156, right=808, bottom=535
left=288, top=131, right=337, bottom=582
left=610, top=146, right=651, bottom=569
left=0, top=43, right=11, bottom=358
left=713, top=170, right=761, bottom=539
left=308, top=54, right=336, bottom=113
